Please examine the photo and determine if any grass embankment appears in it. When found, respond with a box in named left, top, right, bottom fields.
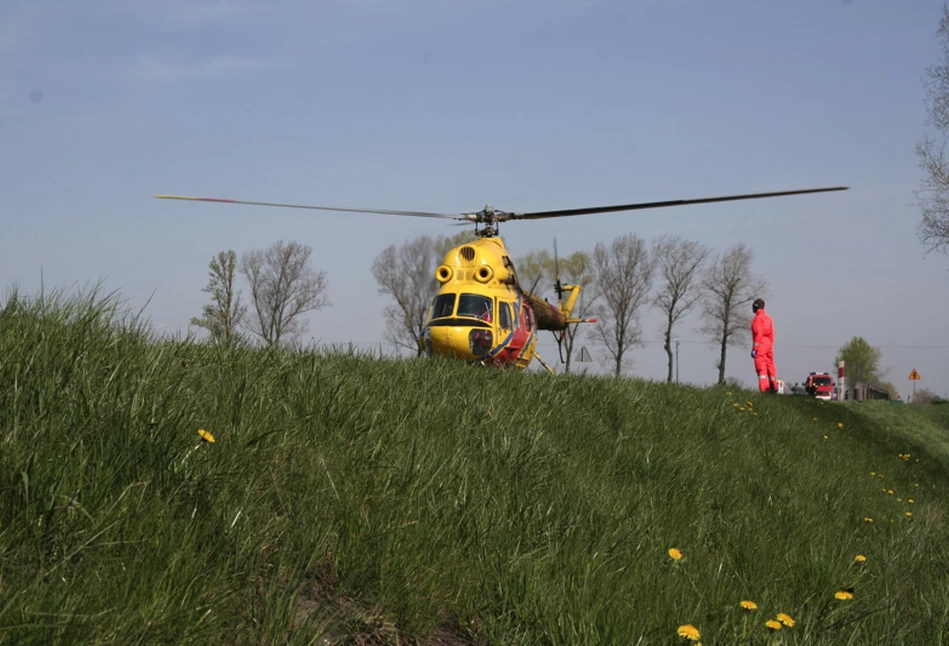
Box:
left=2, top=289, right=948, bottom=645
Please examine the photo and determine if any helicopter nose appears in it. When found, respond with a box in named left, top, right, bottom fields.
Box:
left=426, top=326, right=493, bottom=360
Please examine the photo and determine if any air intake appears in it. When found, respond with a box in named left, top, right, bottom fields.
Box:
left=460, top=246, right=476, bottom=262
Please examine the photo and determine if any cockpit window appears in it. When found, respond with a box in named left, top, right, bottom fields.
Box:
left=430, top=294, right=456, bottom=319
left=457, top=293, right=493, bottom=321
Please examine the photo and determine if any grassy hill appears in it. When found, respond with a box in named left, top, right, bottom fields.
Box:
left=2, top=289, right=948, bottom=645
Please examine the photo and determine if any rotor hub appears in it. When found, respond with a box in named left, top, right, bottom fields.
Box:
left=471, top=205, right=510, bottom=237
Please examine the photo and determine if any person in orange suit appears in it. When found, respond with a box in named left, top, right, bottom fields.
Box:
left=750, top=298, right=777, bottom=393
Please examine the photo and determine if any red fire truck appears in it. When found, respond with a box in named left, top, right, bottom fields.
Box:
left=805, top=372, right=836, bottom=401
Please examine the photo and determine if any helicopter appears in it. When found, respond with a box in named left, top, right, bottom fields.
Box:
left=156, top=186, right=847, bottom=373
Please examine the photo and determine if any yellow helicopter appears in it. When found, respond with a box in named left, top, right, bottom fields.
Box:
left=156, top=186, right=847, bottom=373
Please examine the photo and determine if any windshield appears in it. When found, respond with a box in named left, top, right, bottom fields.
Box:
left=457, top=293, right=493, bottom=320
left=430, top=294, right=455, bottom=319
left=813, top=377, right=832, bottom=386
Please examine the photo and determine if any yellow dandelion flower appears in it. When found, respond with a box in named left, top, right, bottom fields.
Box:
left=906, top=511, right=913, bottom=517
left=834, top=590, right=854, bottom=600
left=855, top=554, right=867, bottom=562
left=677, top=624, right=701, bottom=641
left=909, top=499, right=915, bottom=504
left=897, top=498, right=903, bottom=502
left=727, top=391, right=733, bottom=395
left=198, top=428, right=215, bottom=443
left=746, top=401, right=754, bottom=407
left=739, top=407, right=746, bottom=411
left=838, top=422, right=844, bottom=428
left=915, top=483, right=920, bottom=487
left=777, top=613, right=795, bottom=627
left=870, top=472, right=876, bottom=476
left=668, top=548, right=683, bottom=561
left=740, top=600, right=758, bottom=611
left=813, top=417, right=818, bottom=421
left=824, top=435, right=829, bottom=440
left=733, top=402, right=741, bottom=407
left=765, top=619, right=782, bottom=631
left=864, top=517, right=873, bottom=523
left=887, top=490, right=894, bottom=495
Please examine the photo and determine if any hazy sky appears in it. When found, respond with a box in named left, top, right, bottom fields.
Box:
left=3, top=0, right=949, bottom=396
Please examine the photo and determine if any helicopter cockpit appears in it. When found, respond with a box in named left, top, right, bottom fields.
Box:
left=429, top=293, right=494, bottom=324
left=423, top=292, right=497, bottom=358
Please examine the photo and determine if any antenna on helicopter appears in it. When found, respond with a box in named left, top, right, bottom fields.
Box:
left=553, top=237, right=564, bottom=312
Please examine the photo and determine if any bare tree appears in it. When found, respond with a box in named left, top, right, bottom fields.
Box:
left=372, top=231, right=477, bottom=355
left=240, top=240, right=330, bottom=347
left=652, top=235, right=711, bottom=383
left=372, top=235, right=439, bottom=356
left=916, top=4, right=949, bottom=256
left=592, top=234, right=655, bottom=376
left=698, top=242, right=767, bottom=385
left=191, top=249, right=246, bottom=344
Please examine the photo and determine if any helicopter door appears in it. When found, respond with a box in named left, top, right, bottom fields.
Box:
left=494, top=301, right=517, bottom=363
left=495, top=299, right=532, bottom=364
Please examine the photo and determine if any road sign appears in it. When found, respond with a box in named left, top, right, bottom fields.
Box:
left=909, top=369, right=921, bottom=380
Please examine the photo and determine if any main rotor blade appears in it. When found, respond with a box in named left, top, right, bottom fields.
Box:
left=506, top=186, right=849, bottom=221
left=154, top=194, right=464, bottom=220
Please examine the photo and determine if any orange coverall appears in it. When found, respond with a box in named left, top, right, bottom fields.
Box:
left=751, top=308, right=777, bottom=392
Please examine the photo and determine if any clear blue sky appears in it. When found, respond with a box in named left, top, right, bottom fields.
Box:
left=3, top=0, right=948, bottom=396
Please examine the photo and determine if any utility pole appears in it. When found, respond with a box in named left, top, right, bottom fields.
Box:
left=675, top=341, right=680, bottom=384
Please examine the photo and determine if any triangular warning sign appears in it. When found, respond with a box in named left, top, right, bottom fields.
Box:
left=909, top=369, right=921, bottom=380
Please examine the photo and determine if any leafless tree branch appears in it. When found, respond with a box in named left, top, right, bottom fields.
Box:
left=698, top=242, right=767, bottom=385
left=239, top=240, right=330, bottom=346
left=915, top=4, right=949, bottom=256
left=652, top=235, right=711, bottom=383
left=592, top=234, right=655, bottom=376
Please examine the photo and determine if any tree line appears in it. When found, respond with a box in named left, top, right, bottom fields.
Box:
left=194, top=237, right=937, bottom=398
left=194, top=232, right=767, bottom=384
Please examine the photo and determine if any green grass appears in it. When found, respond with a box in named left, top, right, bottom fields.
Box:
left=2, top=287, right=949, bottom=644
